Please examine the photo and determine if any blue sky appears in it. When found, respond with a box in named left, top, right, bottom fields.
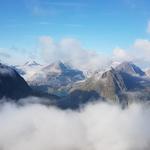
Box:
left=0, top=0, right=150, bottom=65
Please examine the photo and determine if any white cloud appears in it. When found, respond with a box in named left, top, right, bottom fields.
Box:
left=2, top=35, right=150, bottom=70
left=0, top=47, right=37, bottom=65
left=112, top=39, right=150, bottom=68
left=38, top=36, right=110, bottom=71
left=113, top=47, right=130, bottom=61
left=132, top=39, right=150, bottom=66
left=0, top=49, right=11, bottom=59
left=134, top=39, right=150, bottom=52
left=1, top=99, right=150, bottom=150
left=38, top=36, right=150, bottom=70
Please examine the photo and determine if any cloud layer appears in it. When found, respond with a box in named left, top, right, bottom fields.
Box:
left=38, top=36, right=150, bottom=70
left=112, top=39, right=150, bottom=68
left=1, top=98, right=150, bottom=150
left=2, top=35, right=150, bottom=70
left=39, top=36, right=110, bottom=71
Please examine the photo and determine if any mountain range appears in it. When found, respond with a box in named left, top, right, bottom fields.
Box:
left=0, top=60, right=150, bottom=109
left=26, top=61, right=85, bottom=96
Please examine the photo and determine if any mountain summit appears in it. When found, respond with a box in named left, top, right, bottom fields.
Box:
left=115, top=61, right=145, bottom=76
left=23, top=61, right=42, bottom=67
left=68, top=61, right=150, bottom=107
left=29, top=61, right=85, bottom=95
left=42, top=61, right=72, bottom=74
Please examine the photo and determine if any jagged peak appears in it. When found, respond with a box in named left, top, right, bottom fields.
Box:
left=23, top=61, right=41, bottom=67
left=116, top=61, right=138, bottom=69
left=42, top=61, right=72, bottom=73
left=115, top=61, right=145, bottom=76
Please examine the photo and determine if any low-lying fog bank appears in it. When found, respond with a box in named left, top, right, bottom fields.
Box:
left=0, top=97, right=150, bottom=150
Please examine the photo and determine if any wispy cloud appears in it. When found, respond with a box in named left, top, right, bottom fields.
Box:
left=63, top=23, right=84, bottom=27
left=24, top=0, right=54, bottom=16
left=43, top=1, right=88, bottom=7
left=1, top=21, right=84, bottom=29
left=24, top=0, right=89, bottom=16
left=0, top=46, right=38, bottom=65
left=123, top=0, right=137, bottom=8
left=39, top=22, right=84, bottom=28
left=0, top=49, right=11, bottom=59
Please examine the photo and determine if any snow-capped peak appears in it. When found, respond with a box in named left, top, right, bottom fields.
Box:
left=42, top=61, right=71, bottom=74
left=23, top=61, right=41, bottom=67
left=15, top=61, right=43, bottom=80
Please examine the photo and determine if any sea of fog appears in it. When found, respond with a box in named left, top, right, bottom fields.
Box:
left=0, top=97, right=150, bottom=150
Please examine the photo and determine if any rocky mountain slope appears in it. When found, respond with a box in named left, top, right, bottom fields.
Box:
left=0, top=63, right=31, bottom=100
left=3, top=60, right=150, bottom=109
left=68, top=62, right=150, bottom=107
left=28, top=61, right=85, bottom=96
left=115, top=61, right=145, bottom=76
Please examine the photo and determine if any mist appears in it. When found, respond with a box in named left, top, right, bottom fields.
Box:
left=0, top=98, right=150, bottom=150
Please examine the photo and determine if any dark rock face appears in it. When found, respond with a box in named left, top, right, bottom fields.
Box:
left=0, top=64, right=31, bottom=100
left=11, top=65, right=26, bottom=76
left=57, top=90, right=100, bottom=109
left=100, top=68, right=127, bottom=101
left=115, top=61, right=145, bottom=76
left=119, top=72, right=146, bottom=90
left=70, top=68, right=127, bottom=103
